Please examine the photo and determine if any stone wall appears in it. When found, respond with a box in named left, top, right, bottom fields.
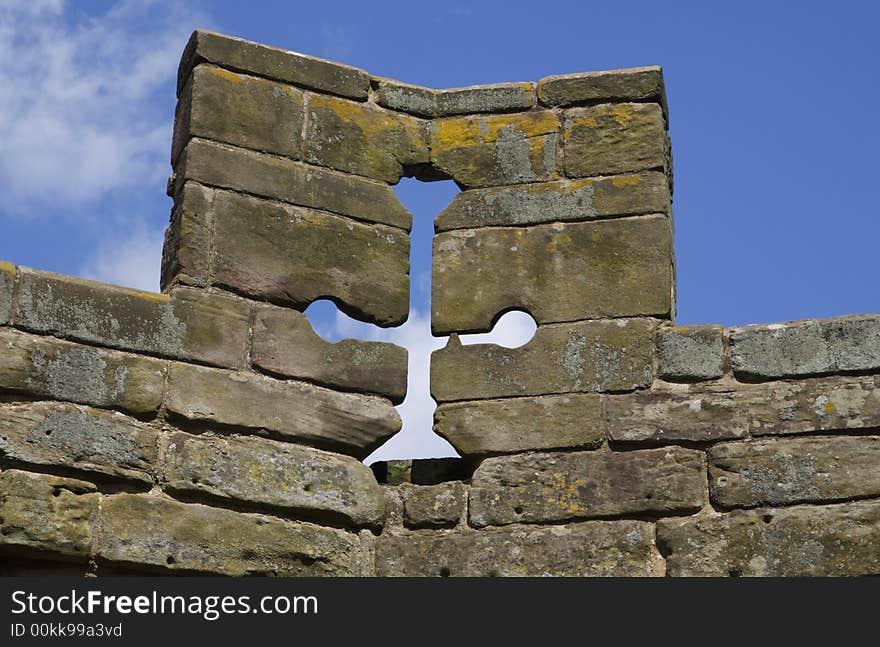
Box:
left=1, top=30, right=878, bottom=576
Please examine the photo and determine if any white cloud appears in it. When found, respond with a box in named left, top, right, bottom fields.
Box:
left=79, top=225, right=164, bottom=292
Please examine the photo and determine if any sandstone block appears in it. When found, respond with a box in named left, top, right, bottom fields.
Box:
left=469, top=447, right=705, bottom=527
left=0, top=402, right=157, bottom=484
left=432, top=215, right=672, bottom=333
left=305, top=94, right=429, bottom=183
left=370, top=458, right=475, bottom=486
left=434, top=394, right=605, bottom=457
left=563, top=103, right=666, bottom=178
left=173, top=64, right=304, bottom=165
left=0, top=329, right=165, bottom=415
left=431, top=319, right=655, bottom=402
left=375, top=78, right=535, bottom=117
left=709, top=436, right=880, bottom=508
left=175, top=138, right=411, bottom=230
left=178, top=30, right=370, bottom=100
left=161, top=181, right=213, bottom=288
left=211, top=190, right=409, bottom=327
left=430, top=111, right=559, bottom=188
left=252, top=306, right=407, bottom=403
left=16, top=269, right=251, bottom=368
left=656, top=325, right=724, bottom=382
left=376, top=521, right=664, bottom=576
left=538, top=66, right=667, bottom=116
left=98, top=494, right=360, bottom=576
left=730, top=316, right=880, bottom=380
left=434, top=172, right=670, bottom=232
left=658, top=501, right=880, bottom=576
left=399, top=481, right=466, bottom=529
left=165, top=363, right=401, bottom=458
left=0, top=470, right=98, bottom=561
left=0, top=260, right=13, bottom=325
left=163, top=432, right=384, bottom=528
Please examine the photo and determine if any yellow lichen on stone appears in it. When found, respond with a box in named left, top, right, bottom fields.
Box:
left=432, top=111, right=557, bottom=151
left=609, top=103, right=635, bottom=126
left=611, top=175, right=642, bottom=188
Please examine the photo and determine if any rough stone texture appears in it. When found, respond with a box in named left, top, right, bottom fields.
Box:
left=563, top=103, right=667, bottom=178
left=434, top=172, right=670, bottom=232
left=658, top=501, right=880, bottom=576
left=98, top=494, right=361, bottom=576
left=469, top=447, right=705, bottom=527
left=399, top=482, right=466, bottom=529
left=432, top=215, right=673, bottom=333
left=431, top=319, right=655, bottom=402
left=163, top=431, right=384, bottom=528
left=161, top=181, right=213, bottom=288
left=730, top=316, right=880, bottom=380
left=606, top=375, right=880, bottom=444
left=15, top=269, right=251, bottom=368
left=165, top=362, right=401, bottom=459
left=305, top=94, right=428, bottom=183
left=376, top=521, right=664, bottom=576
left=709, top=436, right=880, bottom=508
left=252, top=306, right=407, bottom=403
left=538, top=67, right=667, bottom=116
left=0, top=470, right=98, bottom=561
left=211, top=190, right=409, bottom=327
left=371, top=458, right=475, bottom=486
left=173, top=64, right=304, bottom=165
left=430, top=111, right=559, bottom=188
left=174, top=137, right=412, bottom=230
left=375, top=78, right=535, bottom=117
left=435, top=394, right=605, bottom=457
left=178, top=30, right=370, bottom=100
left=656, top=325, right=724, bottom=382
left=0, top=260, right=13, bottom=325
left=0, top=402, right=157, bottom=484
left=0, top=329, right=165, bottom=415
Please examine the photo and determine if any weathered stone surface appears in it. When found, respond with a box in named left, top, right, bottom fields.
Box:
left=16, top=269, right=251, bottom=368
left=399, top=481, right=466, bottom=529
left=709, top=436, right=880, bottom=508
left=161, top=181, right=213, bottom=288
left=0, top=470, right=98, bottom=561
left=435, top=394, right=605, bottom=457
left=607, top=375, right=880, bottom=444
left=175, top=138, right=411, bottom=230
left=431, top=319, right=655, bottom=402
left=376, top=521, right=664, bottom=576
left=166, top=363, right=401, bottom=459
left=163, top=432, right=384, bottom=528
left=563, top=103, right=666, bottom=178
left=657, top=325, right=724, bottom=382
left=434, top=172, right=670, bottom=231
left=0, top=329, right=165, bottom=415
left=430, top=111, right=559, bottom=188
left=305, top=94, right=428, bottom=183
left=370, top=458, right=476, bottom=486
left=658, top=501, right=880, bottom=576
left=252, top=306, right=407, bottom=403
left=375, top=78, right=535, bottom=117
left=178, top=30, right=370, bottom=100
left=469, top=447, right=705, bottom=527
left=0, top=402, right=157, bottom=484
left=211, top=190, right=409, bottom=327
left=0, top=260, right=13, bottom=325
left=538, top=66, right=667, bottom=115
left=173, top=64, right=304, bottom=165
left=98, top=494, right=361, bottom=575
left=432, top=216, right=672, bottom=333
left=730, top=316, right=880, bottom=380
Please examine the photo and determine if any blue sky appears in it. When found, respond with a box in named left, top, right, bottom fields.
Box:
left=1, top=1, right=877, bottom=460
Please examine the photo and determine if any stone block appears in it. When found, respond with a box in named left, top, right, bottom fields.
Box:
left=98, top=494, right=360, bottom=576
left=370, top=458, right=475, bottom=486
left=563, top=103, right=666, bottom=178
left=163, top=431, right=384, bottom=528
left=165, top=362, right=401, bottom=459
left=431, top=319, right=655, bottom=402
left=469, top=447, right=705, bottom=527
left=538, top=66, right=667, bottom=117
left=0, top=260, right=13, bottom=325
left=0, top=329, right=165, bottom=415
left=211, top=190, right=409, bottom=327
left=399, top=481, right=466, bottom=529
left=434, top=172, right=670, bottom=231
left=252, top=306, right=407, bottom=403
left=375, top=78, right=535, bottom=117
left=432, top=215, right=672, bottom=333
left=0, top=402, right=157, bottom=484
left=376, top=521, right=664, bottom=576
left=430, top=111, right=559, bottom=188
left=658, top=501, right=880, bottom=576
left=656, top=325, right=724, bottom=382
left=161, top=181, right=213, bottom=288
left=434, top=393, right=605, bottom=457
